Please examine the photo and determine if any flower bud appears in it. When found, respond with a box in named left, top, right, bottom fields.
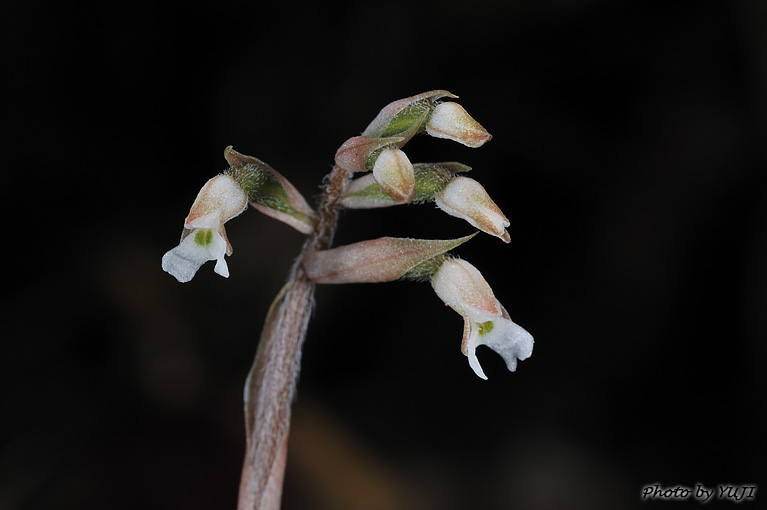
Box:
left=425, top=102, right=492, bottom=148
left=372, top=148, right=415, bottom=203
left=435, top=176, right=510, bottom=243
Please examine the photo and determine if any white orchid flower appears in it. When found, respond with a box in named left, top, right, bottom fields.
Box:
left=162, top=174, right=248, bottom=282
left=431, top=258, right=533, bottom=379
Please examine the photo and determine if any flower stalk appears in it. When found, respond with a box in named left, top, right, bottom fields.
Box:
left=237, top=163, right=350, bottom=510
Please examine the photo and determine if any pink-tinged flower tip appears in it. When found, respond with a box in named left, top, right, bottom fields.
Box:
left=435, top=176, right=510, bottom=243
left=426, top=102, right=492, bottom=148
left=184, top=174, right=248, bottom=228
left=162, top=175, right=248, bottom=283
left=431, top=259, right=533, bottom=379
left=372, top=148, right=415, bottom=203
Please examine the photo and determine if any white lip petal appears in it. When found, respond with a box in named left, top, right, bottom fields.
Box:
left=162, top=246, right=205, bottom=283
left=161, top=228, right=229, bottom=283
left=468, top=351, right=488, bottom=380
left=214, top=257, right=230, bottom=278
left=471, top=318, right=534, bottom=377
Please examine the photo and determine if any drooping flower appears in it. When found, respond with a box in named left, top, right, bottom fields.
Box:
left=431, top=258, right=533, bottom=379
left=162, top=174, right=248, bottom=282
left=435, top=176, right=510, bottom=243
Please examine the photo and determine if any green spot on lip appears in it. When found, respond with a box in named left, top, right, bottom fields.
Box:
left=478, top=321, right=494, bottom=336
left=194, top=229, right=214, bottom=247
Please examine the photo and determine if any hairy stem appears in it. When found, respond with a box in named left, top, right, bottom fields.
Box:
left=237, top=165, right=349, bottom=510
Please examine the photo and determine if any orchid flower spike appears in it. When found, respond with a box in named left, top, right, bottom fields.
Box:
left=162, top=174, right=248, bottom=282
left=431, top=258, right=533, bottom=379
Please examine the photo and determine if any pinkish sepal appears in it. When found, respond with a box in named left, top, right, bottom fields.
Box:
left=334, top=135, right=404, bottom=173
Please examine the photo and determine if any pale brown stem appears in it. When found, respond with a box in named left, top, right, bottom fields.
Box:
left=237, top=165, right=350, bottom=510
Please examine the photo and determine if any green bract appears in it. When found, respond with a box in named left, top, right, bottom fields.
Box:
left=221, top=145, right=318, bottom=235
left=380, top=101, right=432, bottom=138
left=400, top=254, right=447, bottom=281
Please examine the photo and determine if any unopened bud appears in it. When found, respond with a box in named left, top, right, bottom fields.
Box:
left=435, top=176, right=510, bottom=243
left=372, top=148, right=415, bottom=203
left=425, top=102, right=492, bottom=148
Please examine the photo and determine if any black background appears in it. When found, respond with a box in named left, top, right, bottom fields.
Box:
left=3, top=1, right=765, bottom=509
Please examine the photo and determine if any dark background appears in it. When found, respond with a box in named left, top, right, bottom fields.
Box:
left=3, top=0, right=765, bottom=509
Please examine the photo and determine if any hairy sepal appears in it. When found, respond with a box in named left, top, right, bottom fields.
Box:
left=224, top=146, right=318, bottom=234
left=303, top=234, right=476, bottom=284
